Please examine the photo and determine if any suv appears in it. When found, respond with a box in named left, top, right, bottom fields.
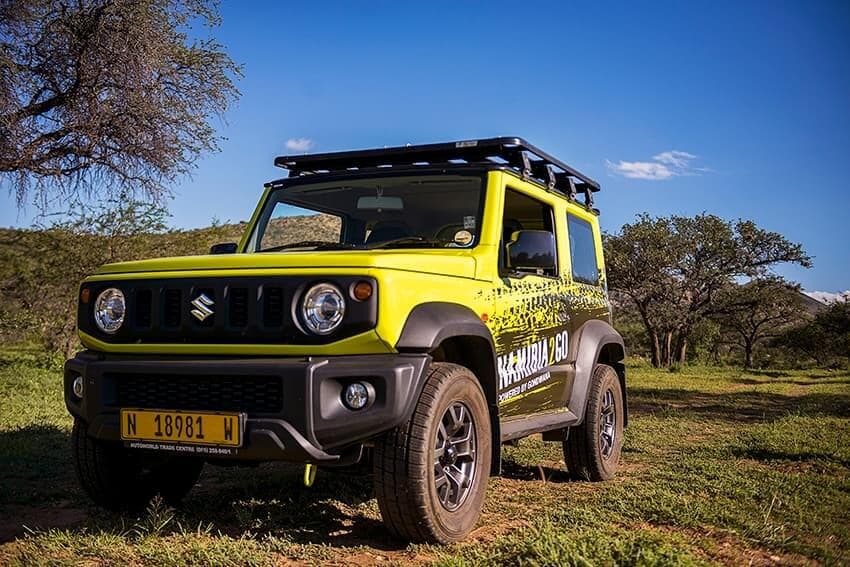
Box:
left=65, top=137, right=626, bottom=543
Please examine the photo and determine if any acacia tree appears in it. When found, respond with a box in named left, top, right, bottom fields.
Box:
left=0, top=0, right=240, bottom=207
left=605, top=214, right=811, bottom=367
left=605, top=218, right=683, bottom=367
left=714, top=278, right=807, bottom=368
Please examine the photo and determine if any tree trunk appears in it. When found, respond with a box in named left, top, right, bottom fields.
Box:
left=650, top=330, right=662, bottom=367
left=675, top=337, right=688, bottom=364
left=660, top=331, right=674, bottom=367
left=743, top=340, right=754, bottom=369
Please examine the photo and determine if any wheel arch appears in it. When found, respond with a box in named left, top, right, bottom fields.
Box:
left=568, top=319, right=627, bottom=426
left=396, top=302, right=502, bottom=475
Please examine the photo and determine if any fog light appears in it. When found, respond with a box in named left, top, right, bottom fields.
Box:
left=72, top=375, right=84, bottom=399
left=343, top=382, right=370, bottom=410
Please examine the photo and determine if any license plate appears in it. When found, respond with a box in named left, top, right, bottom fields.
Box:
left=120, top=409, right=243, bottom=447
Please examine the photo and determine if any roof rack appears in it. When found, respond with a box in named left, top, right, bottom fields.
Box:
left=274, top=137, right=600, bottom=208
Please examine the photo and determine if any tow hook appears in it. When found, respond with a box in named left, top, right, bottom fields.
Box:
left=303, top=463, right=317, bottom=487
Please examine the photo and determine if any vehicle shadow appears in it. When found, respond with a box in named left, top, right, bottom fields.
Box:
left=499, top=459, right=570, bottom=483
left=0, top=424, right=404, bottom=549
left=0, top=422, right=583, bottom=549
left=182, top=462, right=399, bottom=549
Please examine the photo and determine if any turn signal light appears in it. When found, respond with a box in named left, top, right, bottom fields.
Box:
left=352, top=281, right=373, bottom=301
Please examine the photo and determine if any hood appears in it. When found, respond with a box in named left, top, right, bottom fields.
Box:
left=94, top=250, right=478, bottom=279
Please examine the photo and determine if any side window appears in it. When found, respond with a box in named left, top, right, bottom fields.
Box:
left=501, top=188, right=557, bottom=276
left=567, top=213, right=600, bottom=285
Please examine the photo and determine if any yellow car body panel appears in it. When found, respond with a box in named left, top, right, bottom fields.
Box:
left=79, top=169, right=608, bottom=361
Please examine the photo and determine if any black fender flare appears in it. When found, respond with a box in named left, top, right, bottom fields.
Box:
left=396, top=302, right=502, bottom=474
left=396, top=302, right=495, bottom=353
left=568, top=319, right=626, bottom=425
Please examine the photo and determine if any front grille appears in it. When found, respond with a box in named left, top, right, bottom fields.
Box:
left=78, top=276, right=377, bottom=345
left=113, top=373, right=283, bottom=414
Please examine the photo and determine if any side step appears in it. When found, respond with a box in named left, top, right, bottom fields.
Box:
left=500, top=409, right=579, bottom=442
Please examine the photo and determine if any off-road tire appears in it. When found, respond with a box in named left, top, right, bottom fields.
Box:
left=73, top=418, right=204, bottom=511
left=374, top=362, right=491, bottom=543
left=563, top=364, right=624, bottom=481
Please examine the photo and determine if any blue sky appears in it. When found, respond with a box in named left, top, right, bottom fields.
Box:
left=3, top=1, right=849, bottom=294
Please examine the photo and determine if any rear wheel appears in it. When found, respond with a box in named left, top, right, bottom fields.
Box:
left=563, top=364, right=624, bottom=481
left=373, top=363, right=491, bottom=543
left=73, top=418, right=204, bottom=511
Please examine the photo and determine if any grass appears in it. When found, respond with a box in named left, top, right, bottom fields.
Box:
left=0, top=349, right=848, bottom=565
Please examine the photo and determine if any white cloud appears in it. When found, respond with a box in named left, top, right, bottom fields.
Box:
left=605, top=159, right=676, bottom=180
left=653, top=150, right=696, bottom=168
left=607, top=149, right=704, bottom=180
left=285, top=137, right=314, bottom=152
left=804, top=290, right=850, bottom=304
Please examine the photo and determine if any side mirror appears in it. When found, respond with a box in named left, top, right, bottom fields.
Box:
left=209, top=242, right=238, bottom=255
left=506, top=230, right=556, bottom=273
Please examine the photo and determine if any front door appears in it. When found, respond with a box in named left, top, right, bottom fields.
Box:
left=486, top=186, right=573, bottom=419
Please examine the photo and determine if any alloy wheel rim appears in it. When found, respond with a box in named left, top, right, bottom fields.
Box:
left=433, top=401, right=477, bottom=512
left=599, top=388, right=617, bottom=459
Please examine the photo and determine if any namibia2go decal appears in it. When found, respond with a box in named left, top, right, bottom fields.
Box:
left=497, top=330, right=569, bottom=403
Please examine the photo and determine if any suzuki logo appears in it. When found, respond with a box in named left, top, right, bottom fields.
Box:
left=190, top=293, right=215, bottom=322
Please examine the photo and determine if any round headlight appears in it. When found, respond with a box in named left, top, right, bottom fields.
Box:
left=94, top=288, right=125, bottom=334
left=301, top=283, right=345, bottom=335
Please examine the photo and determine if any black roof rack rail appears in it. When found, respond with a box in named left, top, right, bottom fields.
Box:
left=274, top=137, right=601, bottom=205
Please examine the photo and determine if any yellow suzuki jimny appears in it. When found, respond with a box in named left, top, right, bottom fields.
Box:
left=65, top=137, right=626, bottom=543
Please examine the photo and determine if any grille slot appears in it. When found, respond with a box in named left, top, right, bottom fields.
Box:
left=135, top=290, right=152, bottom=328
left=229, top=288, right=249, bottom=327
left=263, top=287, right=285, bottom=327
left=114, top=373, right=283, bottom=414
left=163, top=289, right=182, bottom=327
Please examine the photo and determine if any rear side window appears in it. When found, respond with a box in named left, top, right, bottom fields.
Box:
left=567, top=214, right=599, bottom=285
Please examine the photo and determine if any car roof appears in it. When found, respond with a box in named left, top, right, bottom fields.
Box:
left=271, top=137, right=601, bottom=211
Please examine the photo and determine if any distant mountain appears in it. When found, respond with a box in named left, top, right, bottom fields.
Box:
left=804, top=290, right=849, bottom=305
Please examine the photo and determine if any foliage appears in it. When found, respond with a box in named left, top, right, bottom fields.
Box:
left=605, top=213, right=811, bottom=367
left=775, top=300, right=850, bottom=368
left=0, top=0, right=241, bottom=207
left=0, top=199, right=236, bottom=358
left=713, top=277, right=809, bottom=368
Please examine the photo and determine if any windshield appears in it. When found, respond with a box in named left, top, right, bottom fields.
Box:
left=249, top=174, right=485, bottom=252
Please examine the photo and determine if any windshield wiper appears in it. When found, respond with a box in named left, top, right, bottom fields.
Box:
left=367, top=236, right=456, bottom=249
left=258, top=241, right=359, bottom=253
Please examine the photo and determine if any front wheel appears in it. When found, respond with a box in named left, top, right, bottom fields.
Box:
left=373, top=363, right=491, bottom=543
left=563, top=364, right=624, bottom=481
left=73, top=418, right=204, bottom=511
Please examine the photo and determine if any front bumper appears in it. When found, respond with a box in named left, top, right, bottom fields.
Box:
left=64, top=351, right=430, bottom=465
